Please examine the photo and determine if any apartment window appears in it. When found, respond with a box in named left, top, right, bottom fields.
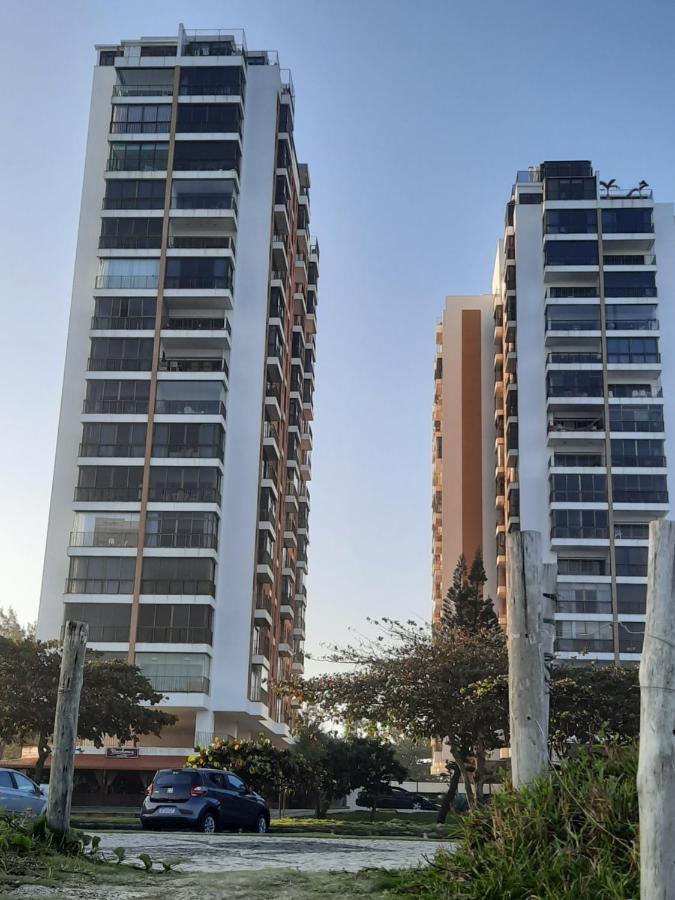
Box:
left=135, top=652, right=210, bottom=693
left=152, top=422, right=224, bottom=459
left=545, top=208, right=597, bottom=234
left=141, top=557, right=216, bottom=596
left=80, top=421, right=147, bottom=457
left=604, top=271, right=656, bottom=297
left=249, top=664, right=269, bottom=703
left=257, top=532, right=276, bottom=568
left=544, top=240, right=599, bottom=267
left=619, top=622, right=645, bottom=654
left=170, top=178, right=237, bottom=211
left=83, top=379, right=150, bottom=414
left=608, top=383, right=656, bottom=399
left=617, top=583, right=646, bottom=614
left=545, top=177, right=597, bottom=201
left=71, top=512, right=139, bottom=548
left=606, top=337, right=659, bottom=363
left=556, top=583, right=611, bottom=614
left=546, top=304, right=600, bottom=331
left=553, top=452, right=604, bottom=467
left=137, top=604, right=213, bottom=643
left=107, top=143, right=169, bottom=172
left=66, top=556, right=136, bottom=594
left=609, top=405, right=664, bottom=433
left=279, top=105, right=293, bottom=134
left=176, top=104, right=242, bottom=133
left=88, top=337, right=154, bottom=372
left=99, top=49, right=122, bottom=66
left=612, top=473, right=668, bottom=503
left=547, top=371, right=603, bottom=398
left=96, top=258, right=159, bottom=291
left=602, top=208, right=653, bottom=234
left=155, top=381, right=225, bottom=416
left=92, top=297, right=156, bottom=330
left=518, top=193, right=542, bottom=204
left=111, top=105, right=172, bottom=133
left=164, top=257, right=232, bottom=290
left=551, top=509, right=608, bottom=539
left=558, top=558, right=607, bottom=576
left=551, top=473, right=607, bottom=502
left=139, top=45, right=177, bottom=56
left=75, top=465, right=143, bottom=501
left=606, top=304, right=658, bottom=331
left=173, top=140, right=241, bottom=172
left=63, top=603, right=130, bottom=641
left=145, top=512, right=219, bottom=549
left=611, top=438, right=665, bottom=467
left=615, top=546, right=648, bottom=577
left=148, top=466, right=221, bottom=503
left=556, top=620, right=613, bottom=652
left=103, top=180, right=166, bottom=212
left=179, top=66, right=245, bottom=97
left=99, top=217, right=163, bottom=249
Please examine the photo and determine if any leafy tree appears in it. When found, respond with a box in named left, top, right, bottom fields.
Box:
left=295, top=619, right=509, bottom=821
left=186, top=734, right=298, bottom=809
left=347, top=735, right=407, bottom=821
left=443, top=551, right=499, bottom=632
left=550, top=664, right=639, bottom=755
left=291, top=722, right=355, bottom=817
left=0, top=637, right=176, bottom=781
left=0, top=607, right=33, bottom=641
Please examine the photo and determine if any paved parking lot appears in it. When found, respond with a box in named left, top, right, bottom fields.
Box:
left=97, top=830, right=451, bottom=873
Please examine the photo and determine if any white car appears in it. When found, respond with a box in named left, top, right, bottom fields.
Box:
left=0, top=769, right=47, bottom=816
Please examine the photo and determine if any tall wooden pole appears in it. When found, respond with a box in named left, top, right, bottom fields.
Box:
left=638, top=519, right=675, bottom=900
left=506, top=530, right=548, bottom=788
left=46, top=621, right=88, bottom=836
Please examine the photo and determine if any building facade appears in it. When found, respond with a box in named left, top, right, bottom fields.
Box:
left=438, top=160, right=675, bottom=665
left=432, top=297, right=496, bottom=625
left=37, top=25, right=318, bottom=766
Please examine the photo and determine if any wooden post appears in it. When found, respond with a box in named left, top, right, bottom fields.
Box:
left=506, top=530, right=548, bottom=788
left=46, top=621, right=88, bottom=836
left=638, top=519, right=675, bottom=900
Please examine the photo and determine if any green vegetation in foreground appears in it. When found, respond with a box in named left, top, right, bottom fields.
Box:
left=272, top=815, right=459, bottom=839
left=383, top=742, right=639, bottom=899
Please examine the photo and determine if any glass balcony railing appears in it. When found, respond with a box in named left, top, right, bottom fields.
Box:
left=144, top=531, right=218, bottom=549
left=74, top=487, right=142, bottom=501
left=137, top=626, right=213, bottom=643
left=69, top=531, right=138, bottom=548
left=95, top=274, right=159, bottom=289
left=87, top=358, right=153, bottom=372
left=112, top=83, right=173, bottom=97
left=65, top=578, right=135, bottom=594
left=91, top=316, right=155, bottom=330
left=155, top=399, right=226, bottom=417
left=140, top=579, right=216, bottom=596
left=82, top=399, right=149, bottom=414
left=79, top=443, right=145, bottom=457
left=146, top=675, right=210, bottom=693
left=158, top=358, right=228, bottom=375
left=148, top=487, right=221, bottom=503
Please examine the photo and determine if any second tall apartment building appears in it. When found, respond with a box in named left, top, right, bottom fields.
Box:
left=38, top=26, right=318, bottom=752
left=435, top=160, right=675, bottom=664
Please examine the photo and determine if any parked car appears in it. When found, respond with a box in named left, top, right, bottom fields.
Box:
left=0, top=768, right=47, bottom=816
left=355, top=785, right=440, bottom=811
left=141, top=768, right=270, bottom=833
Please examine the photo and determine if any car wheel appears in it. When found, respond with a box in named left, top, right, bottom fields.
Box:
left=253, top=814, right=269, bottom=834
left=412, top=801, right=423, bottom=810
left=199, top=812, right=217, bottom=834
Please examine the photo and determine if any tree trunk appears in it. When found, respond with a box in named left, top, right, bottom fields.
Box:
left=474, top=747, right=488, bottom=806
left=314, top=791, right=329, bottom=818
left=458, top=760, right=475, bottom=807
left=369, top=802, right=377, bottom=822
left=436, top=763, right=461, bottom=823
left=46, top=621, right=88, bottom=837
left=638, top=519, right=675, bottom=900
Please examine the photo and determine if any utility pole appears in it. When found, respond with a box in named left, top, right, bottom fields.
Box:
left=638, top=519, right=675, bottom=900
left=506, top=530, right=548, bottom=788
left=46, top=621, right=88, bottom=836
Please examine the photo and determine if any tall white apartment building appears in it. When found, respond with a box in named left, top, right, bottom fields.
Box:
left=38, top=26, right=318, bottom=765
left=437, top=160, right=675, bottom=665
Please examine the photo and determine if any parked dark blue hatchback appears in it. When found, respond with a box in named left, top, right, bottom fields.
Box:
left=141, top=768, right=270, bottom=833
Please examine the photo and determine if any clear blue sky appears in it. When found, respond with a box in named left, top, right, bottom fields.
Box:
left=1, top=0, right=674, bottom=666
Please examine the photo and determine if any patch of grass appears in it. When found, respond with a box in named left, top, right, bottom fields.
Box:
left=384, top=742, right=639, bottom=899
left=271, top=817, right=459, bottom=840
left=326, top=810, right=443, bottom=824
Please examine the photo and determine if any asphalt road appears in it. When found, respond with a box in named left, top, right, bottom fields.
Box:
left=96, top=830, right=451, bottom=873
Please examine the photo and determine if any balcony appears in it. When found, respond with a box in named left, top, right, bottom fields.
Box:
left=146, top=675, right=210, bottom=693
left=74, top=487, right=141, bottom=502
left=98, top=235, right=162, bottom=250
left=82, top=398, right=149, bottom=415
left=148, top=487, right=221, bottom=503
left=158, top=358, right=228, bottom=375
left=140, top=579, right=216, bottom=596
left=167, top=235, right=236, bottom=250
left=69, top=530, right=138, bottom=548
left=144, top=531, right=218, bottom=549
left=162, top=317, right=229, bottom=332
left=113, top=83, right=173, bottom=97
left=65, top=578, right=134, bottom=594
left=110, top=121, right=171, bottom=135
left=91, top=315, right=155, bottom=330
left=252, top=633, right=271, bottom=661
left=95, top=274, right=159, bottom=290
left=152, top=443, right=224, bottom=461
left=171, top=194, right=238, bottom=213
left=79, top=442, right=145, bottom=458
left=155, top=399, right=226, bottom=417
left=164, top=276, right=233, bottom=291
left=547, top=352, right=602, bottom=366
left=87, top=357, right=152, bottom=372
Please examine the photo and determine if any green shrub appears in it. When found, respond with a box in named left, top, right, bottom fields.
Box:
left=388, top=743, right=639, bottom=899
